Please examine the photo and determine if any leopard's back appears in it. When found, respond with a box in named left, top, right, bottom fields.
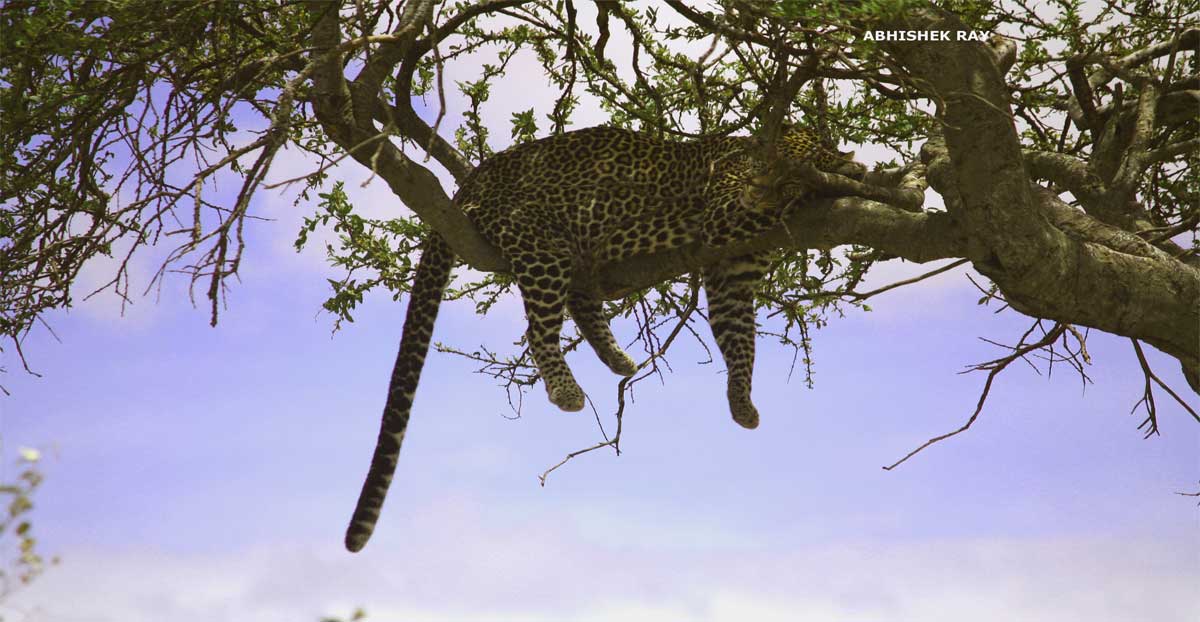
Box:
left=458, top=126, right=721, bottom=262
left=456, top=125, right=861, bottom=262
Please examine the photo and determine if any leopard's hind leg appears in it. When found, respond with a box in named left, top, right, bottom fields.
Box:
left=511, top=251, right=586, bottom=412
left=703, top=252, right=771, bottom=429
left=567, top=292, right=638, bottom=377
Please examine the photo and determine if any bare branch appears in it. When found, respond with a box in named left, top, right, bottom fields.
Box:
left=848, top=258, right=969, bottom=301
left=884, top=323, right=1070, bottom=470
left=1131, top=339, right=1200, bottom=437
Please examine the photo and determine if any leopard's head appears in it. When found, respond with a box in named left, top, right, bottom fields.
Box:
left=776, top=125, right=867, bottom=181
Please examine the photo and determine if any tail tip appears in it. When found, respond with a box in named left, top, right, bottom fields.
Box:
left=345, top=530, right=369, bottom=553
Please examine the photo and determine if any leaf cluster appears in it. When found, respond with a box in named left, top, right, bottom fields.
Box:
left=1, top=0, right=316, bottom=370
left=0, top=446, right=54, bottom=601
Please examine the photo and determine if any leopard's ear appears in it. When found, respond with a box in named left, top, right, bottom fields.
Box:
left=839, top=150, right=856, bottom=160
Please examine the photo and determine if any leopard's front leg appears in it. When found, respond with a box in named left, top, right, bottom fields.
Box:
left=512, top=251, right=586, bottom=412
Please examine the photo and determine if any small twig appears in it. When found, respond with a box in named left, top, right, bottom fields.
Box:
left=262, top=129, right=392, bottom=190
left=1130, top=338, right=1161, bottom=437
left=847, top=258, right=969, bottom=301
left=537, top=429, right=618, bottom=487
left=883, top=323, right=1068, bottom=470
left=1177, top=482, right=1200, bottom=506
left=1130, top=339, right=1199, bottom=435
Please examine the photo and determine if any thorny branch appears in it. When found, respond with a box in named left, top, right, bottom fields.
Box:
left=1131, top=339, right=1200, bottom=438
left=883, top=320, right=1092, bottom=471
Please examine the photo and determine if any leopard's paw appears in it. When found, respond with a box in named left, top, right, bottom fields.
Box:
left=548, top=384, right=586, bottom=412
left=730, top=398, right=760, bottom=430
left=607, top=352, right=638, bottom=377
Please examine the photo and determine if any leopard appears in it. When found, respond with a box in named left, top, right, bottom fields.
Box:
left=345, top=124, right=866, bottom=552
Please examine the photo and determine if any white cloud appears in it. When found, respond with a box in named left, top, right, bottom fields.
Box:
left=6, top=526, right=1195, bottom=622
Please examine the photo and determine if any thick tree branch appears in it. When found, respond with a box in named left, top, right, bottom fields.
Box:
left=880, top=8, right=1199, bottom=393
left=1067, top=28, right=1199, bottom=129
left=1066, top=55, right=1102, bottom=131
left=581, top=197, right=962, bottom=300
left=1089, top=28, right=1199, bottom=90
left=306, top=0, right=505, bottom=270
left=1023, top=149, right=1107, bottom=203
left=368, top=97, right=473, bottom=181
left=1034, top=190, right=1175, bottom=263
left=1111, top=81, right=1161, bottom=202
left=393, top=0, right=536, bottom=94
left=880, top=12, right=1057, bottom=276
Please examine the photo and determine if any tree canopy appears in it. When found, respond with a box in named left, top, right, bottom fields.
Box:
left=1, top=0, right=1196, bottom=455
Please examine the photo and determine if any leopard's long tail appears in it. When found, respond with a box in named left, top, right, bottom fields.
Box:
left=345, top=234, right=454, bottom=552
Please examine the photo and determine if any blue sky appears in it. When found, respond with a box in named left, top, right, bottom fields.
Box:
left=2, top=4, right=1198, bottom=620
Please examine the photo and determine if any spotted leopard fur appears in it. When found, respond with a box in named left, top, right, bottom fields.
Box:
left=346, top=125, right=865, bottom=551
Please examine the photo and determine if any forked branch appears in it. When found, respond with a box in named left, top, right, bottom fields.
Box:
left=883, top=322, right=1079, bottom=470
